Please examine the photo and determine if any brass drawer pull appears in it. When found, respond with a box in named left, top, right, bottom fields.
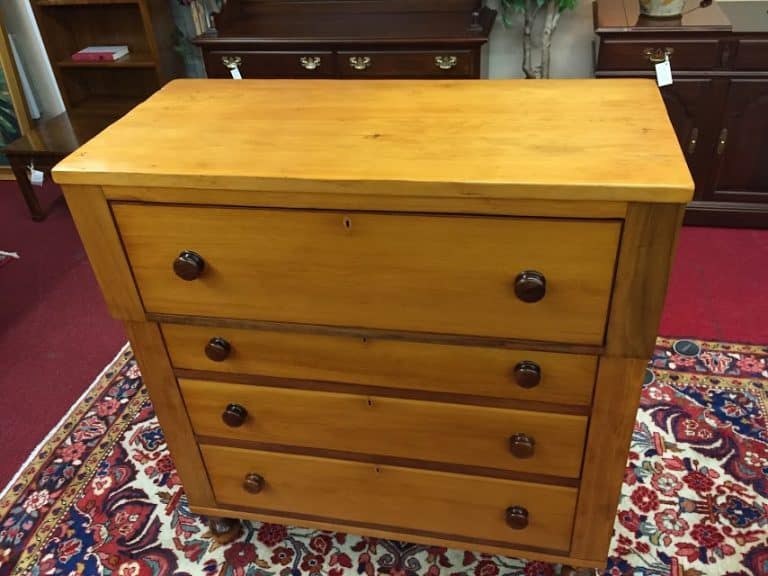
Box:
left=643, top=47, right=674, bottom=64
left=205, top=337, right=231, bottom=361
left=300, top=56, right=321, bottom=70
left=514, top=270, right=546, bottom=303
left=435, top=55, right=458, bottom=70
left=349, top=56, right=372, bottom=71
left=173, top=250, right=205, bottom=281
left=243, top=473, right=265, bottom=494
left=221, top=55, right=242, bottom=70
left=687, top=127, right=699, bottom=156
left=505, top=506, right=529, bottom=529
left=716, top=128, right=728, bottom=155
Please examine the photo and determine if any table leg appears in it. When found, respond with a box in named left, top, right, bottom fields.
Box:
left=9, top=157, right=45, bottom=221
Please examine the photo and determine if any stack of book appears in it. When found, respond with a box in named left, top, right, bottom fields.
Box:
left=71, top=46, right=130, bottom=62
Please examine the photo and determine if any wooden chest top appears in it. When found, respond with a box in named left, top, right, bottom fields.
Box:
left=53, top=79, right=693, bottom=202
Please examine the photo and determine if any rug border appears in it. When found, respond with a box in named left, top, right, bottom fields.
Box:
left=0, top=342, right=130, bottom=502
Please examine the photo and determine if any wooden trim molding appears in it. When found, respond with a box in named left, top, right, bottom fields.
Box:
left=124, top=321, right=216, bottom=506
left=604, top=203, right=685, bottom=357
left=60, top=185, right=145, bottom=320
left=569, top=356, right=647, bottom=561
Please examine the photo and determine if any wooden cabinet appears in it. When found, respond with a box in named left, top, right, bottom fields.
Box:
left=194, top=0, right=495, bottom=80
left=53, top=78, right=692, bottom=571
left=711, top=80, right=768, bottom=205
left=594, top=0, right=768, bottom=227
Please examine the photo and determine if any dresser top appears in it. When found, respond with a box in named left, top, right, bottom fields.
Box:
left=53, top=79, right=693, bottom=203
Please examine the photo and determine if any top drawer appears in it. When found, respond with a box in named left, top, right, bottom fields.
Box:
left=205, top=51, right=334, bottom=79
left=113, top=204, right=620, bottom=344
left=597, top=40, right=721, bottom=71
left=338, top=50, right=474, bottom=78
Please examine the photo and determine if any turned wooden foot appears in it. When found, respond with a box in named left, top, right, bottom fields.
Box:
left=560, top=566, right=597, bottom=576
left=207, top=516, right=243, bottom=544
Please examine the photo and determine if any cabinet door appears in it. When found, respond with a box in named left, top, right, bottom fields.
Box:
left=711, top=80, right=768, bottom=203
left=658, top=79, right=721, bottom=199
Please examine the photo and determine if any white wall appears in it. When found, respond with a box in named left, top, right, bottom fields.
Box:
left=485, top=0, right=595, bottom=79
left=1, top=0, right=64, bottom=119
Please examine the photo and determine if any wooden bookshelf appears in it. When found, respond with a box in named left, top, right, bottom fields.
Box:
left=32, top=0, right=181, bottom=118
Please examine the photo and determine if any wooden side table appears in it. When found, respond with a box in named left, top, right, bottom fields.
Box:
left=3, top=112, right=114, bottom=221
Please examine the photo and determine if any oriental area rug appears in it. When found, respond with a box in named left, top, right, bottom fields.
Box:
left=1, top=338, right=766, bottom=576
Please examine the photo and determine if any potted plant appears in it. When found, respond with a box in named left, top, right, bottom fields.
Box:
left=500, top=0, right=578, bottom=78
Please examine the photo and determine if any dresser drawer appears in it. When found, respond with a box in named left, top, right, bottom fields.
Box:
left=181, top=379, right=588, bottom=478
left=597, top=40, right=720, bottom=71
left=734, top=40, right=768, bottom=70
left=204, top=50, right=334, bottom=79
left=202, top=445, right=578, bottom=551
left=338, top=50, right=474, bottom=77
left=114, top=205, right=620, bottom=344
left=163, top=324, right=597, bottom=406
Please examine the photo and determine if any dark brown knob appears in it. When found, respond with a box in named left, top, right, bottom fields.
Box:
left=514, top=270, right=546, bottom=303
left=205, top=337, right=231, bottom=362
left=243, top=473, right=264, bottom=494
left=509, top=433, right=535, bottom=458
left=505, top=506, right=529, bottom=529
left=513, top=360, right=541, bottom=389
left=173, top=250, right=205, bottom=281
left=222, top=403, right=247, bottom=427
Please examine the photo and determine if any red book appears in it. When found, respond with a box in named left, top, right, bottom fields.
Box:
left=72, top=46, right=129, bottom=62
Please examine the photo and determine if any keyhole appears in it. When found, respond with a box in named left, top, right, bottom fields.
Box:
left=343, top=217, right=352, bottom=230
left=367, top=398, right=374, bottom=407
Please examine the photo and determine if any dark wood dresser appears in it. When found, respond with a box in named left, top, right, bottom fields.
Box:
left=194, top=0, right=496, bottom=80
left=594, top=0, right=768, bottom=228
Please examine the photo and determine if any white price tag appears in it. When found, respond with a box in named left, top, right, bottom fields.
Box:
left=229, top=66, right=242, bottom=80
left=655, top=56, right=673, bottom=87
left=28, top=163, right=44, bottom=186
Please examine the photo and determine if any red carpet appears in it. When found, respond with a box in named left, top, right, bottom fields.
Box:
left=1, top=179, right=767, bottom=490
left=0, top=181, right=125, bottom=489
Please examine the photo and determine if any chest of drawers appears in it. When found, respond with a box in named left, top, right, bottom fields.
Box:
left=53, top=79, right=692, bottom=572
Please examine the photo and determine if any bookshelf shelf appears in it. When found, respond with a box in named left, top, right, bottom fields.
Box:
left=33, top=0, right=181, bottom=118
left=58, top=53, right=156, bottom=69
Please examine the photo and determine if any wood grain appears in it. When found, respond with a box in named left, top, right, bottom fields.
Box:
left=605, top=203, right=686, bottom=357
left=201, top=445, right=579, bottom=551
left=123, top=321, right=215, bottom=506
left=192, top=502, right=605, bottom=568
left=101, top=186, right=628, bottom=218
left=569, top=356, right=647, bottom=562
left=162, top=323, right=598, bottom=406
left=52, top=79, right=694, bottom=202
left=114, top=204, right=621, bottom=344
left=59, top=185, right=144, bottom=320
left=181, top=379, right=588, bottom=478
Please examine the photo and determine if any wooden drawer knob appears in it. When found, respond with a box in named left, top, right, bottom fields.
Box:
left=173, top=250, right=205, bottom=281
left=509, top=433, right=535, bottom=458
left=243, top=473, right=264, bottom=494
left=514, top=270, right=546, bottom=303
left=205, top=337, right=231, bottom=361
left=513, top=360, right=541, bottom=388
left=222, top=403, right=247, bottom=427
left=505, top=506, right=529, bottom=529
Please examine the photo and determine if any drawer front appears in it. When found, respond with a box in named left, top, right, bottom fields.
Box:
left=205, top=51, right=334, bottom=79
left=734, top=40, right=768, bottom=70
left=202, top=445, right=578, bottom=551
left=163, top=324, right=598, bottom=406
left=114, top=205, right=620, bottom=344
left=338, top=50, right=474, bottom=77
left=181, top=379, right=588, bottom=478
left=597, top=40, right=720, bottom=71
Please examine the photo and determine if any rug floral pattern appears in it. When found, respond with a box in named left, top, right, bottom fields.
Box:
left=0, top=338, right=766, bottom=576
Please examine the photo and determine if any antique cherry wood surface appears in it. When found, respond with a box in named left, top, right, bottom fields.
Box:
left=53, top=79, right=693, bottom=571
